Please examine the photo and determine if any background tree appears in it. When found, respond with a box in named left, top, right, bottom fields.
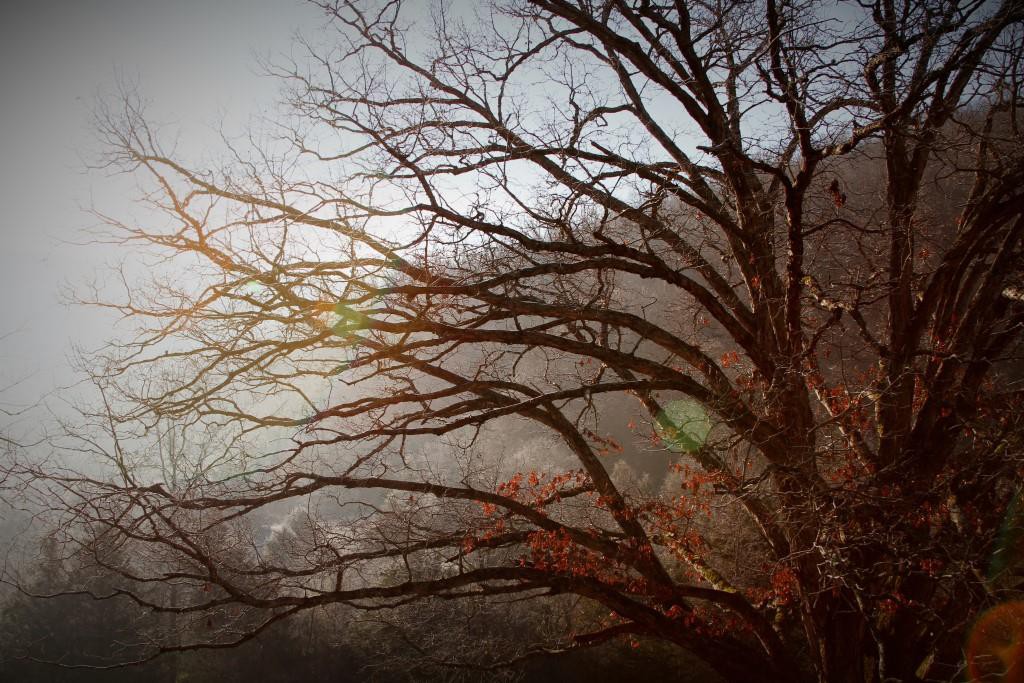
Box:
left=4, top=0, right=1024, bottom=681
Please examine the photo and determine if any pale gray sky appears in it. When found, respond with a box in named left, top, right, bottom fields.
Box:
left=0, top=0, right=325, bottom=430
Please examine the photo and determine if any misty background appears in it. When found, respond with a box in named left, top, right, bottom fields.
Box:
left=0, top=5, right=712, bottom=680
left=0, top=0, right=323, bottom=433
left=2, top=1, right=998, bottom=680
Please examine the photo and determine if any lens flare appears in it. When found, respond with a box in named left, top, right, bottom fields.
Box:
left=238, top=279, right=268, bottom=297
left=306, top=301, right=368, bottom=335
left=968, top=602, right=1024, bottom=682
left=990, top=493, right=1024, bottom=587
left=329, top=301, right=367, bottom=335
left=654, top=400, right=711, bottom=453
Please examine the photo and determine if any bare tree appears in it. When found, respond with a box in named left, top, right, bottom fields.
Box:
left=5, top=0, right=1024, bottom=681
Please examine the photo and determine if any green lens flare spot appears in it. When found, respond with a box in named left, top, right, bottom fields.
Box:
left=238, top=279, right=267, bottom=296
left=654, top=400, right=711, bottom=453
left=329, top=302, right=368, bottom=335
left=989, top=491, right=1024, bottom=587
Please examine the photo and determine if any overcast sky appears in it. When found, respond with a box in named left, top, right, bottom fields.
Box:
left=0, top=1, right=325, bottom=431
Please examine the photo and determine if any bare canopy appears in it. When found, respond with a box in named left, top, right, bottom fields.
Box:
left=4, top=0, right=1024, bottom=681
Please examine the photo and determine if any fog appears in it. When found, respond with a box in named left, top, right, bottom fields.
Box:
left=2, top=2, right=1021, bottom=681
left=0, top=0, right=316, bottom=421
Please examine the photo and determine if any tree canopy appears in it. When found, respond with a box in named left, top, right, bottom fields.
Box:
left=5, top=0, right=1024, bottom=681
